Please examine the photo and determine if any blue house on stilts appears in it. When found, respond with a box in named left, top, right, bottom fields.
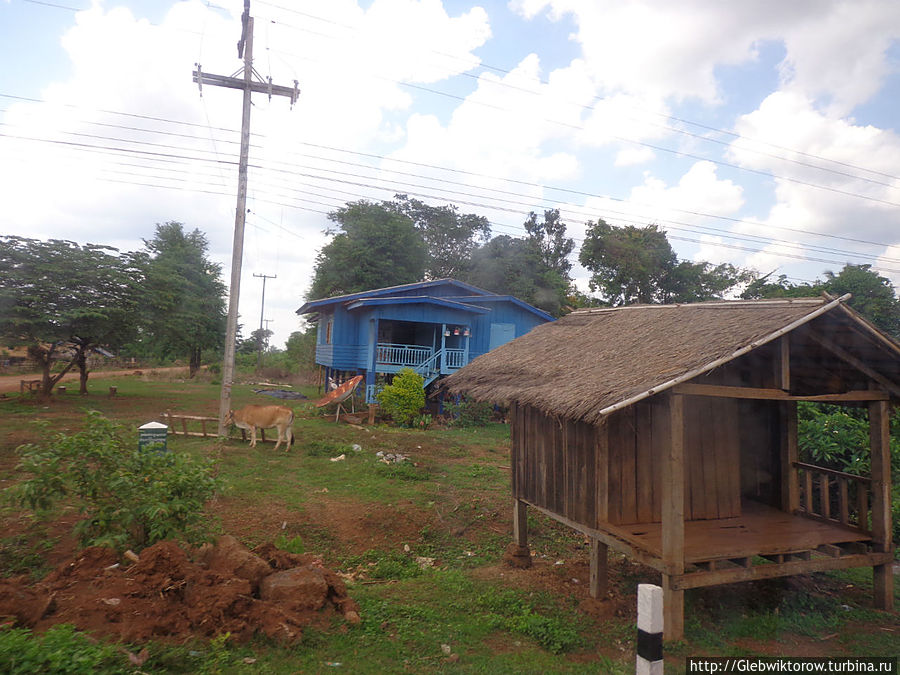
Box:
left=297, top=279, right=555, bottom=403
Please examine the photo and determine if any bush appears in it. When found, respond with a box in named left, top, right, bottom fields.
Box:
left=0, top=624, right=126, bottom=674
left=7, top=411, right=223, bottom=552
left=445, top=397, right=494, bottom=427
left=376, top=368, right=425, bottom=427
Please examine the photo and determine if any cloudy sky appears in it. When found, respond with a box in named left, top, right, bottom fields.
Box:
left=2, top=0, right=900, bottom=348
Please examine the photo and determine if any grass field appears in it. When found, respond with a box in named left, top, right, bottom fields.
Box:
left=0, top=372, right=897, bottom=674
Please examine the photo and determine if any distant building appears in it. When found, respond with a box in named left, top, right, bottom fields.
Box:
left=297, top=279, right=554, bottom=402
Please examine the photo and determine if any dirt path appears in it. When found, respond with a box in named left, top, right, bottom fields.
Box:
left=0, top=366, right=192, bottom=395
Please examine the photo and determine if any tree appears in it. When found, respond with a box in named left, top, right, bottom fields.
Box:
left=579, top=220, right=749, bottom=305
left=0, top=236, right=140, bottom=398
left=307, top=201, right=427, bottom=300
left=465, top=235, right=541, bottom=304
left=742, top=264, right=900, bottom=339
left=138, top=222, right=226, bottom=376
left=388, top=194, right=491, bottom=279
left=524, top=209, right=574, bottom=279
left=823, top=264, right=900, bottom=337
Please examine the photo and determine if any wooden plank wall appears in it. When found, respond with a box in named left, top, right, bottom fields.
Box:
left=512, top=396, right=745, bottom=530
left=512, top=404, right=599, bottom=529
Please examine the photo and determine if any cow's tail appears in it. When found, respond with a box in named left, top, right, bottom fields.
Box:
left=286, top=412, right=295, bottom=450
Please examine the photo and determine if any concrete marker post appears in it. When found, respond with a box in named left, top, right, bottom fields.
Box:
left=637, top=583, right=664, bottom=675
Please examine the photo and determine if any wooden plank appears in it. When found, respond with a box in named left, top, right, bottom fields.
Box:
left=661, top=393, right=685, bottom=641
left=673, top=383, right=889, bottom=402
left=683, top=398, right=700, bottom=519
left=513, top=499, right=528, bottom=548
left=672, top=551, right=894, bottom=590
left=868, top=399, right=894, bottom=611
left=635, top=402, right=653, bottom=523
left=781, top=402, right=800, bottom=512
left=619, top=406, right=637, bottom=524
left=857, top=488, right=868, bottom=532
left=649, top=397, right=665, bottom=521
left=804, top=470, right=814, bottom=513
left=525, top=500, right=666, bottom=573
left=589, top=539, right=608, bottom=598
left=595, top=421, right=609, bottom=526
left=607, top=413, right=622, bottom=524
left=509, top=403, right=519, bottom=497
left=819, top=474, right=831, bottom=520
left=779, top=335, right=790, bottom=391
left=794, top=462, right=871, bottom=484
left=839, top=478, right=849, bottom=525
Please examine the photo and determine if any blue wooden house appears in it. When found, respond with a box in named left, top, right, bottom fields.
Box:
left=297, top=279, right=554, bottom=402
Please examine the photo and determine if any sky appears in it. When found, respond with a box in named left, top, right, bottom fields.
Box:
left=2, top=0, right=900, bottom=350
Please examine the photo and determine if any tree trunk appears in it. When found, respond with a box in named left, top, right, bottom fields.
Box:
left=28, top=344, right=76, bottom=402
left=77, top=349, right=90, bottom=394
left=189, top=346, right=201, bottom=378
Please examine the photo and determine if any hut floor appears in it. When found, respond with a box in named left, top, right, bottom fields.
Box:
left=615, top=500, right=871, bottom=564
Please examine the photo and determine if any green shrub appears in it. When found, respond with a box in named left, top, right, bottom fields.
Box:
left=376, top=368, right=425, bottom=427
left=445, top=396, right=494, bottom=427
left=7, top=411, right=223, bottom=552
left=0, top=624, right=126, bottom=674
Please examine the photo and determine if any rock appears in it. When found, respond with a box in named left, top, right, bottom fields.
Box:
left=344, top=610, right=361, bottom=624
left=260, top=567, right=329, bottom=612
left=200, top=535, right=273, bottom=592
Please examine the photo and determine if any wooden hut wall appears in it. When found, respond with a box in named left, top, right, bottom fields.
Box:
left=511, top=396, right=744, bottom=530
left=737, top=399, right=782, bottom=506
left=510, top=402, right=601, bottom=529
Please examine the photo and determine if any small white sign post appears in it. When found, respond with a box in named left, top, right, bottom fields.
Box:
left=637, top=583, right=664, bottom=674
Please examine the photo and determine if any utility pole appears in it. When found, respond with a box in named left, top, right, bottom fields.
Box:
left=193, top=0, right=299, bottom=436
left=254, top=272, right=276, bottom=371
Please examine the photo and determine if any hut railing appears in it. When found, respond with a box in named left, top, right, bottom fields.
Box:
left=443, top=348, right=466, bottom=370
left=376, top=343, right=432, bottom=368
left=794, top=461, right=871, bottom=533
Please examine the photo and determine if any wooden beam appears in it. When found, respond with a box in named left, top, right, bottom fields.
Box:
left=779, top=335, right=791, bottom=391
left=673, top=383, right=889, bottom=402
left=672, top=551, right=894, bottom=590
left=513, top=499, right=528, bottom=548
left=781, top=402, right=799, bottom=513
left=524, top=501, right=666, bottom=573
left=661, top=393, right=685, bottom=641
left=869, top=399, right=894, bottom=611
left=807, top=331, right=900, bottom=399
left=589, top=539, right=608, bottom=599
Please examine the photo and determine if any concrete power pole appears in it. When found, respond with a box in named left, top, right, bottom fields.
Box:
left=192, top=0, right=299, bottom=436
left=253, top=272, right=276, bottom=371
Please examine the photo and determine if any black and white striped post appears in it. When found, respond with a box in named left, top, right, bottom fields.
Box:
left=637, top=583, right=664, bottom=674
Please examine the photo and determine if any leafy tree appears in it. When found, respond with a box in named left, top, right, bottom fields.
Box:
left=524, top=209, right=574, bottom=279
left=742, top=264, right=900, bottom=338
left=389, top=194, right=491, bottom=279
left=0, top=236, right=140, bottom=398
left=823, top=264, right=900, bottom=337
left=578, top=220, right=749, bottom=305
left=137, top=222, right=226, bottom=376
left=285, top=327, right=317, bottom=372
left=307, top=201, right=427, bottom=300
left=465, top=235, right=541, bottom=303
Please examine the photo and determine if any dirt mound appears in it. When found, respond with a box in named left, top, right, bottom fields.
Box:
left=0, top=538, right=359, bottom=643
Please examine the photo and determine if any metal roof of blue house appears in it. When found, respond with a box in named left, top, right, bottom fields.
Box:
left=297, top=279, right=553, bottom=321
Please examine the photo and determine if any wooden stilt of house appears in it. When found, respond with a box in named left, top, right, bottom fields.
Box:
left=445, top=296, right=896, bottom=640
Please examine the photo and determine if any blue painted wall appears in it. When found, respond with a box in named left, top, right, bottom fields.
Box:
left=307, top=281, right=551, bottom=372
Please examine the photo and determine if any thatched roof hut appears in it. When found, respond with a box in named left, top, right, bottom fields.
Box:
left=445, top=296, right=897, bottom=640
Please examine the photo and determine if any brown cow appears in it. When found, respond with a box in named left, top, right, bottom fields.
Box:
left=226, top=404, right=294, bottom=451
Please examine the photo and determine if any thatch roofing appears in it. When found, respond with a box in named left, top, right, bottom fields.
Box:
left=444, top=296, right=900, bottom=425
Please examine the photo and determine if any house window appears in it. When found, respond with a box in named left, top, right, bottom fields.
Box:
left=326, top=319, right=333, bottom=345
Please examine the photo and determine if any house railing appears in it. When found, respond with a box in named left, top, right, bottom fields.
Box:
left=443, top=348, right=466, bottom=370
left=376, top=343, right=432, bottom=368
left=795, top=461, right=871, bottom=533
